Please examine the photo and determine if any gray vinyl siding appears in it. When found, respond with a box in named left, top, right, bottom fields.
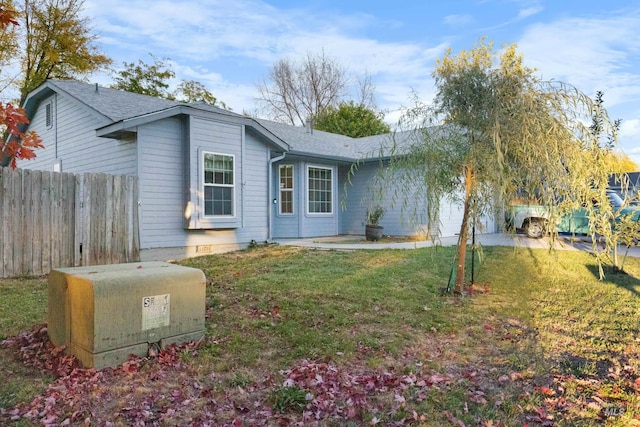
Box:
left=184, top=117, right=269, bottom=243
left=17, top=93, right=136, bottom=175
left=240, top=133, right=270, bottom=238
left=339, top=161, right=432, bottom=237
left=338, top=164, right=367, bottom=234
left=186, top=116, right=243, bottom=229
left=340, top=162, right=496, bottom=238
left=138, top=116, right=270, bottom=250
left=137, top=117, right=185, bottom=249
left=15, top=94, right=57, bottom=170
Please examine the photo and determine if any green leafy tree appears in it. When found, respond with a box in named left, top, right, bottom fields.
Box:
left=110, top=54, right=175, bottom=99
left=175, top=79, right=229, bottom=109
left=584, top=92, right=640, bottom=273
left=314, top=101, right=389, bottom=138
left=379, top=39, right=617, bottom=291
left=0, top=1, right=20, bottom=88
left=111, top=55, right=228, bottom=108
left=19, top=0, right=111, bottom=102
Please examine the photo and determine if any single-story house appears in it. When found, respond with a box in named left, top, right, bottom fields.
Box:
left=16, top=79, right=496, bottom=260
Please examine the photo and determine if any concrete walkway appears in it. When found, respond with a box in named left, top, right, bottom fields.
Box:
left=275, top=233, right=640, bottom=257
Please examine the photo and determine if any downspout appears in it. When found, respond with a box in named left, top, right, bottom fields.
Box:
left=268, top=152, right=286, bottom=241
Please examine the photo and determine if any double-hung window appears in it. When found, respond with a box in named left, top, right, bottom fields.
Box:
left=203, top=152, right=234, bottom=216
left=279, top=165, right=294, bottom=214
left=307, top=166, right=333, bottom=214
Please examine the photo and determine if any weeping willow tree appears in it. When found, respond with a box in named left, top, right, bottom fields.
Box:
left=380, top=39, right=619, bottom=292
left=586, top=92, right=640, bottom=274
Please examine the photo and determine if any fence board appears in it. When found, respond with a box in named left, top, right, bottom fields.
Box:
left=0, top=168, right=6, bottom=278
left=74, top=174, right=82, bottom=266
left=1, top=168, right=15, bottom=277
left=112, top=175, right=122, bottom=264
left=0, top=168, right=140, bottom=278
left=104, top=175, right=113, bottom=264
left=60, top=173, right=75, bottom=268
left=125, top=175, right=140, bottom=262
left=9, top=167, right=20, bottom=277
left=30, top=171, right=42, bottom=275
left=50, top=171, right=61, bottom=273
left=40, top=171, right=52, bottom=274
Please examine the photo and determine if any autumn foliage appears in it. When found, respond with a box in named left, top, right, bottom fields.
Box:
left=1, top=101, right=43, bottom=168
left=0, top=4, right=19, bottom=27
left=0, top=5, right=43, bottom=168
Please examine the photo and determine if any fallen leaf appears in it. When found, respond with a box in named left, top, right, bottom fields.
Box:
left=535, top=386, right=555, bottom=396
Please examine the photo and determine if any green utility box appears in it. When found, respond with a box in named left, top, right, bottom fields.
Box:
left=48, top=261, right=206, bottom=369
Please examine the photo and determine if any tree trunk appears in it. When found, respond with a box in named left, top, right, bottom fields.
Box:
left=455, top=164, right=474, bottom=293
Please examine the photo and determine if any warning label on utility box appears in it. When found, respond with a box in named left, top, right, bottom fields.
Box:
left=142, top=294, right=170, bottom=330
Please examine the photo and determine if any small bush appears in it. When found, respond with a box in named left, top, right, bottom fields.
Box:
left=366, top=205, right=385, bottom=226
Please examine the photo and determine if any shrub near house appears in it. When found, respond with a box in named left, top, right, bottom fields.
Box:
left=365, top=206, right=385, bottom=241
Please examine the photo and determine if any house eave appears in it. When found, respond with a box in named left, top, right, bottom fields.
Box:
left=95, top=106, right=291, bottom=153
left=287, top=151, right=357, bottom=164
left=95, top=105, right=192, bottom=138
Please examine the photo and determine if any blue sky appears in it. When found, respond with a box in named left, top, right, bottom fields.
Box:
left=83, top=0, right=640, bottom=165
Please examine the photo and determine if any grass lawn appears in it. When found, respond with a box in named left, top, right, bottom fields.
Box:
left=1, top=245, right=640, bottom=426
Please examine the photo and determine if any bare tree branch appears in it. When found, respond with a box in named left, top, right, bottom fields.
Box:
left=256, top=50, right=348, bottom=126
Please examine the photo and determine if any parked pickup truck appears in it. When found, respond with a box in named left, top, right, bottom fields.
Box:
left=506, top=191, right=640, bottom=238
left=505, top=203, right=550, bottom=238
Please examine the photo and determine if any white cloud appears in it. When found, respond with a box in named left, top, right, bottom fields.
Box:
left=443, top=14, right=474, bottom=27
left=479, top=2, right=543, bottom=32
left=517, top=11, right=640, bottom=96
left=83, top=0, right=446, bottom=115
left=517, top=6, right=542, bottom=20
left=79, top=0, right=640, bottom=148
left=620, top=118, right=640, bottom=139
left=516, top=8, right=640, bottom=168
left=617, top=119, right=640, bottom=167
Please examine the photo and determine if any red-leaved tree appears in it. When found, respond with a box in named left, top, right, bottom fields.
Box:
left=0, top=5, right=42, bottom=168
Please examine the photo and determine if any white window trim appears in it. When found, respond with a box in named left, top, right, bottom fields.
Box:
left=306, top=164, right=334, bottom=215
left=279, top=164, right=294, bottom=215
left=201, top=151, right=236, bottom=218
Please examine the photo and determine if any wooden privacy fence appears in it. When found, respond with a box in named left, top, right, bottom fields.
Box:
left=1, top=168, right=140, bottom=278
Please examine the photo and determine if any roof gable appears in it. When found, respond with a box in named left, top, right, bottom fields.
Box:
left=23, top=80, right=179, bottom=123
left=25, top=79, right=245, bottom=123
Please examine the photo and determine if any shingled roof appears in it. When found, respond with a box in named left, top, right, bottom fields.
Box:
left=47, top=80, right=180, bottom=122
left=253, top=118, right=420, bottom=162
left=24, top=79, right=418, bottom=162
left=24, top=80, right=242, bottom=123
